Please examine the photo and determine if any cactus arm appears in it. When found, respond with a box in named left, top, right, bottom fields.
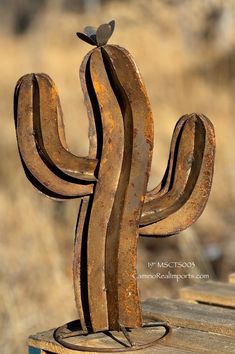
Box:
left=33, top=73, right=98, bottom=181
left=141, top=114, right=196, bottom=224
left=14, top=74, right=94, bottom=198
left=102, top=45, right=154, bottom=328
left=144, top=114, right=189, bottom=202
left=139, top=114, right=215, bottom=236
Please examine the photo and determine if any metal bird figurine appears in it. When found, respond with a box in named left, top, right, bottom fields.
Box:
left=14, top=19, right=215, bottom=348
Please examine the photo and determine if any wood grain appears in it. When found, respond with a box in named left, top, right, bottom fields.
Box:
left=160, top=326, right=235, bottom=353
left=180, top=281, right=235, bottom=308
left=143, top=297, right=235, bottom=337
left=28, top=323, right=235, bottom=354
left=28, top=296, right=235, bottom=354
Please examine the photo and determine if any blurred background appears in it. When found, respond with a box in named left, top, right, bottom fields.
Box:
left=0, top=0, right=235, bottom=353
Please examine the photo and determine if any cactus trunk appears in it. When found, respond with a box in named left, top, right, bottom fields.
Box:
left=74, top=45, right=153, bottom=332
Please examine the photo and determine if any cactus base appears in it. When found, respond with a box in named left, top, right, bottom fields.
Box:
left=28, top=317, right=170, bottom=353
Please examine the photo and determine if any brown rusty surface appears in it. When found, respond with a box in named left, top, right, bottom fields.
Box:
left=14, top=75, right=94, bottom=199
left=14, top=23, right=216, bottom=335
left=140, top=114, right=215, bottom=236
left=141, top=115, right=196, bottom=224
left=80, top=50, right=98, bottom=160
left=73, top=196, right=90, bottom=332
left=87, top=48, right=124, bottom=332
left=33, top=73, right=98, bottom=181
left=102, top=45, right=154, bottom=329
left=144, top=114, right=189, bottom=203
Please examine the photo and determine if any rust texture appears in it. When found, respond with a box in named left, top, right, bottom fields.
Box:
left=14, top=21, right=215, bottom=334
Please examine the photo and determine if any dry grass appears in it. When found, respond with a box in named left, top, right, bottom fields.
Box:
left=0, top=1, right=235, bottom=352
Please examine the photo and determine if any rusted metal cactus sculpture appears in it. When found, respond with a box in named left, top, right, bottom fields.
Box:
left=14, top=20, right=215, bottom=346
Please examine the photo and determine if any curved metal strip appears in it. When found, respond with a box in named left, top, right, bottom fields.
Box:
left=141, top=115, right=197, bottom=225
left=14, top=74, right=94, bottom=198
left=103, top=45, right=154, bottom=328
left=73, top=196, right=90, bottom=332
left=87, top=48, right=124, bottom=332
left=80, top=51, right=98, bottom=160
left=144, top=115, right=189, bottom=203
left=34, top=73, right=98, bottom=181
left=139, top=114, right=215, bottom=236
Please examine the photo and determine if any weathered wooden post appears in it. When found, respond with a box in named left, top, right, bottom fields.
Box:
left=14, top=21, right=215, bottom=352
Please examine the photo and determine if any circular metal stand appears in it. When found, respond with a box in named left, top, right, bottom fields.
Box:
left=54, top=315, right=171, bottom=352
